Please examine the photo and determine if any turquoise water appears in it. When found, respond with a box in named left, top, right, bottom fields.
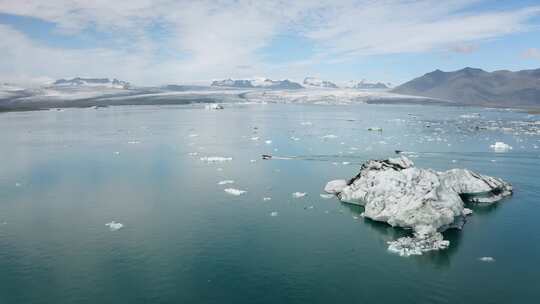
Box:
left=1, top=104, right=539, bottom=303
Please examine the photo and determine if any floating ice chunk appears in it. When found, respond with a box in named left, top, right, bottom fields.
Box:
left=290, top=136, right=300, bottom=141
left=224, top=188, right=246, bottom=196
left=300, top=121, right=313, bottom=126
left=265, top=140, right=272, bottom=144
left=368, top=127, right=383, bottom=132
left=15, top=182, right=22, bottom=187
left=490, top=142, right=512, bottom=152
left=324, top=179, right=348, bottom=194
left=320, top=194, right=334, bottom=199
left=105, top=221, right=124, bottom=231
left=127, top=140, right=141, bottom=144
left=218, top=180, right=235, bottom=185
left=114, top=151, right=120, bottom=155
left=188, top=134, right=199, bottom=138
left=292, top=192, right=307, bottom=198
left=270, top=211, right=279, bottom=217
left=204, top=103, right=224, bottom=110
left=251, top=136, right=259, bottom=141
left=200, top=156, right=232, bottom=163
left=263, top=197, right=272, bottom=201
left=342, top=162, right=350, bottom=165
left=188, top=152, right=199, bottom=156
left=326, top=156, right=512, bottom=256
left=478, top=256, right=495, bottom=262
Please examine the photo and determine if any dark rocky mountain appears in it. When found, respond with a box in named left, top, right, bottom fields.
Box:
left=392, top=67, right=540, bottom=107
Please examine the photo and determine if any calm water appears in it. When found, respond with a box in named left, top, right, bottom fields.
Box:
left=1, top=104, right=539, bottom=303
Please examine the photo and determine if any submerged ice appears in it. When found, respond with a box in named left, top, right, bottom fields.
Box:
left=325, top=156, right=512, bottom=256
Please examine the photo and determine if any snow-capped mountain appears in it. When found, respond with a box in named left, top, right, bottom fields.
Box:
left=303, top=77, right=338, bottom=88
left=346, top=80, right=391, bottom=89
left=211, top=78, right=303, bottom=89
left=53, top=77, right=130, bottom=89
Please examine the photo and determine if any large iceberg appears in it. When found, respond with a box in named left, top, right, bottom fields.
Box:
left=325, top=156, right=512, bottom=256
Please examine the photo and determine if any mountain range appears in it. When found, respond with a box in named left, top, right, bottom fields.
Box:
left=211, top=78, right=303, bottom=89
left=53, top=77, right=130, bottom=89
left=392, top=67, right=540, bottom=107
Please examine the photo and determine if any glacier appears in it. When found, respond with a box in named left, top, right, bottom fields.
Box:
left=325, top=156, right=512, bottom=256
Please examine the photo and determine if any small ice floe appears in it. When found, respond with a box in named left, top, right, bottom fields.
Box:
left=320, top=194, right=334, bottom=199
left=263, top=197, right=272, bottom=201
left=251, top=136, right=260, bottom=141
left=218, top=180, right=235, bottom=185
left=188, top=152, right=199, bottom=156
left=463, top=208, right=473, bottom=216
left=204, top=103, right=224, bottom=110
left=367, top=127, right=383, bottom=132
left=342, top=162, right=350, bottom=165
left=250, top=159, right=257, bottom=163
left=224, top=188, right=246, bottom=196
left=200, top=156, right=232, bottom=163
left=300, top=121, right=312, bottom=126
left=292, top=192, right=307, bottom=198
left=265, top=140, right=272, bottom=145
left=127, top=140, right=141, bottom=144
left=490, top=142, right=512, bottom=152
left=460, top=113, right=481, bottom=119
left=114, top=151, right=120, bottom=155
left=188, top=134, right=199, bottom=138
left=322, top=134, right=338, bottom=140
left=290, top=136, right=300, bottom=141
left=105, top=221, right=124, bottom=231
left=478, top=256, right=495, bottom=262
left=15, top=182, right=22, bottom=187
left=270, top=211, right=279, bottom=217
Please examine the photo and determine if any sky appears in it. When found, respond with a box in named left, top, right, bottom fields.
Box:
left=0, top=0, right=539, bottom=86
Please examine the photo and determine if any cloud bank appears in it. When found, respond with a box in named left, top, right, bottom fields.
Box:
left=0, top=0, right=539, bottom=84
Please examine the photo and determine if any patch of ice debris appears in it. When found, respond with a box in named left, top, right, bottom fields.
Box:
left=292, top=192, right=307, bottom=198
left=478, top=256, right=495, bottom=262
left=224, top=188, right=246, bottom=196
left=218, top=180, right=235, bottom=185
left=270, top=211, right=279, bottom=217
left=200, top=156, right=232, bottom=163
left=265, top=140, right=272, bottom=144
left=105, top=221, right=124, bottom=231
left=325, top=156, right=512, bottom=256
left=490, top=142, right=512, bottom=152
left=263, top=197, right=272, bottom=201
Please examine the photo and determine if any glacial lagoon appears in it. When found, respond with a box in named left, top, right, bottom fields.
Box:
left=1, top=103, right=539, bottom=303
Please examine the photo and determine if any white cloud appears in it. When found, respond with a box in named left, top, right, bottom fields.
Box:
left=0, top=0, right=539, bottom=84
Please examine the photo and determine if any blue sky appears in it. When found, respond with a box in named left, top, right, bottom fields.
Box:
left=0, top=0, right=539, bottom=85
